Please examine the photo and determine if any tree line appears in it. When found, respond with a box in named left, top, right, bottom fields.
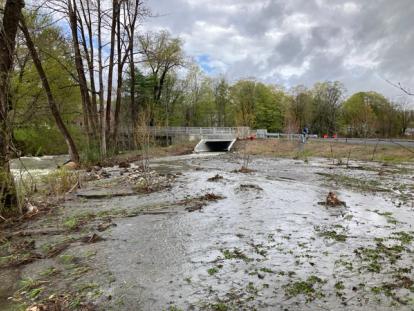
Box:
left=0, top=0, right=413, bottom=214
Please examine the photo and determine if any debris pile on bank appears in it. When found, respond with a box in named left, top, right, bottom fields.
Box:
left=180, top=193, right=225, bottom=212
left=318, top=191, right=346, bottom=207
left=125, top=168, right=176, bottom=193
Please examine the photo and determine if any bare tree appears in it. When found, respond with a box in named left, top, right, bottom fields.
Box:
left=67, top=0, right=96, bottom=141
left=105, top=0, right=119, bottom=142
left=19, top=15, right=80, bottom=163
left=0, top=0, right=25, bottom=214
left=112, top=0, right=144, bottom=146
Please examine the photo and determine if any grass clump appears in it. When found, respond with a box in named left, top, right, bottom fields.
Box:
left=42, top=168, right=79, bottom=196
left=391, top=231, right=414, bottom=244
left=210, top=303, right=228, bottom=311
left=284, top=275, right=327, bottom=301
left=319, top=173, right=387, bottom=192
left=207, top=267, right=219, bottom=275
left=319, top=230, right=347, bottom=242
left=354, top=241, right=406, bottom=273
left=221, top=248, right=251, bottom=262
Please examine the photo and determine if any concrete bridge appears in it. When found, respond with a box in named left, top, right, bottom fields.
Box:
left=124, top=126, right=251, bottom=152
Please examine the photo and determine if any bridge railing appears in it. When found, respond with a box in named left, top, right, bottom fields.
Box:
left=146, top=127, right=250, bottom=138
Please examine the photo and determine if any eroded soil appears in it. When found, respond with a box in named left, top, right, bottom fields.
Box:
left=1, top=153, right=414, bottom=310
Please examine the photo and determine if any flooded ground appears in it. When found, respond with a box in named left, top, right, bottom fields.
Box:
left=1, top=153, right=414, bottom=310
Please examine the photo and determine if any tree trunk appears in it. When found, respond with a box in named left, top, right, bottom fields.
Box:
left=19, top=17, right=80, bottom=163
left=97, top=0, right=106, bottom=156
left=105, top=0, right=119, bottom=144
left=112, top=11, right=123, bottom=148
left=79, top=0, right=99, bottom=130
left=68, top=0, right=96, bottom=142
left=129, top=47, right=137, bottom=130
left=0, top=0, right=25, bottom=215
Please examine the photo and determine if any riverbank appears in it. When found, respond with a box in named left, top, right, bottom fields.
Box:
left=235, top=139, right=414, bottom=163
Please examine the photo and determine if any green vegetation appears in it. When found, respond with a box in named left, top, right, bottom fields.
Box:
left=284, top=275, right=327, bottom=301
left=318, top=173, right=387, bottom=192
left=207, top=267, right=220, bottom=275
left=318, top=230, right=347, bottom=242
left=354, top=241, right=407, bottom=273
left=42, top=168, right=79, bottom=196
left=221, top=248, right=252, bottom=262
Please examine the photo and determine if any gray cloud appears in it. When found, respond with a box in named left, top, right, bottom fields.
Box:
left=144, top=0, right=414, bottom=106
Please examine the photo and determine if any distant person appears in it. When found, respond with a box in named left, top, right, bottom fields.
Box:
left=301, top=126, right=309, bottom=143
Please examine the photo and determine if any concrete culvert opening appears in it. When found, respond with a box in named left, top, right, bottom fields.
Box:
left=194, top=139, right=236, bottom=152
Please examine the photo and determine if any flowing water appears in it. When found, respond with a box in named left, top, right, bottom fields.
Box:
left=2, top=153, right=414, bottom=310
left=94, top=155, right=414, bottom=310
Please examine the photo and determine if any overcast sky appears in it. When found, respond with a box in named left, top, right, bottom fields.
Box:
left=144, top=0, right=414, bottom=106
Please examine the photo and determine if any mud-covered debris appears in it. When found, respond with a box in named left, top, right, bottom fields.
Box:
left=208, top=174, right=224, bottom=182
left=81, top=233, right=105, bottom=243
left=9, top=239, right=35, bottom=252
left=24, top=200, right=39, bottom=218
left=119, top=161, right=130, bottom=168
left=126, top=168, right=175, bottom=193
left=326, top=192, right=346, bottom=207
left=97, top=221, right=117, bottom=232
left=26, top=295, right=96, bottom=311
left=100, top=170, right=111, bottom=178
left=239, top=184, right=263, bottom=191
left=181, top=193, right=225, bottom=212
left=318, top=191, right=346, bottom=207
left=232, top=166, right=255, bottom=174
left=0, top=252, right=43, bottom=268
left=201, top=193, right=225, bottom=201
left=185, top=202, right=204, bottom=212
left=88, top=169, right=110, bottom=180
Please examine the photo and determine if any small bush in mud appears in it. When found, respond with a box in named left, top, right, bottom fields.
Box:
left=42, top=168, right=79, bottom=196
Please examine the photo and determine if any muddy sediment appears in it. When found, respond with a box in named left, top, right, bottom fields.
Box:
left=1, top=153, right=414, bottom=310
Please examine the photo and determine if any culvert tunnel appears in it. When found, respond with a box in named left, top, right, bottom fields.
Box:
left=194, top=139, right=237, bottom=152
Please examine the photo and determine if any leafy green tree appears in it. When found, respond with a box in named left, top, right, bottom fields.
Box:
left=230, top=80, right=257, bottom=128
left=311, top=81, right=345, bottom=135
left=254, top=84, right=286, bottom=132
left=12, top=14, right=82, bottom=155
left=341, top=92, right=377, bottom=137
left=139, top=31, right=184, bottom=106
left=214, top=77, right=229, bottom=127
left=367, top=92, right=400, bottom=137
left=287, top=86, right=313, bottom=133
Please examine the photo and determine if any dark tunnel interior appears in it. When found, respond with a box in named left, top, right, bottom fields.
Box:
left=204, top=141, right=232, bottom=152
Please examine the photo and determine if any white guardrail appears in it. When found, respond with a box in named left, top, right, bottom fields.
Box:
left=146, top=127, right=251, bottom=138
